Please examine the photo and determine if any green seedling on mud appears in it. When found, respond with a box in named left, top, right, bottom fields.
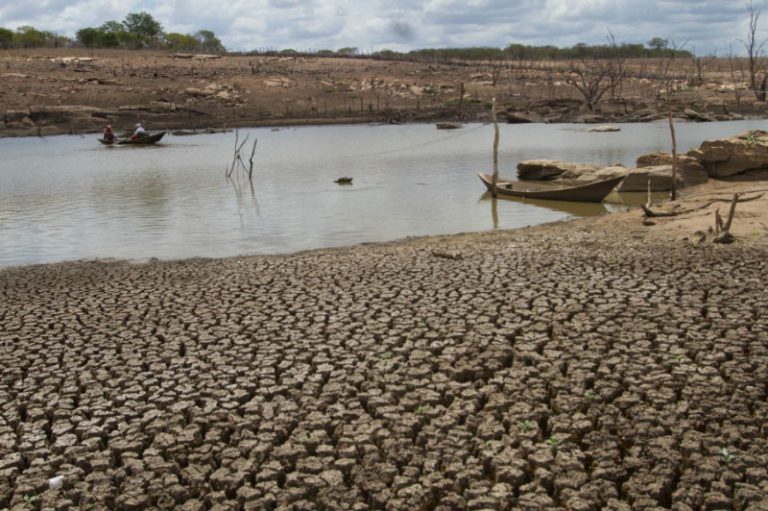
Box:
left=746, top=133, right=757, bottom=145
left=720, top=447, right=735, bottom=464
left=414, top=405, right=427, bottom=415
left=546, top=435, right=560, bottom=453
left=23, top=494, right=38, bottom=504
left=583, top=391, right=595, bottom=404
left=519, top=419, right=534, bottom=432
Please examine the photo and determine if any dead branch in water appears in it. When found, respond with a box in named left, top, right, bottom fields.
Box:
left=714, top=193, right=740, bottom=243
left=226, top=129, right=258, bottom=180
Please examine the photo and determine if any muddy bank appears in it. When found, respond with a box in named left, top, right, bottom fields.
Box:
left=4, top=48, right=768, bottom=138
left=1, top=199, right=768, bottom=509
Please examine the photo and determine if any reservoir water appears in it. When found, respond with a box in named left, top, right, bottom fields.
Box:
left=0, top=120, right=763, bottom=267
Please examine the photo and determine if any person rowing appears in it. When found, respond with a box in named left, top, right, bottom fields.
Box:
left=102, top=125, right=116, bottom=143
left=130, top=123, right=147, bottom=140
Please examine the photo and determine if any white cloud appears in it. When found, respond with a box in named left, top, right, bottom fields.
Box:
left=0, top=0, right=766, bottom=54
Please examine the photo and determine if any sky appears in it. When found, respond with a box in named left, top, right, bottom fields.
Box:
left=1, top=0, right=767, bottom=55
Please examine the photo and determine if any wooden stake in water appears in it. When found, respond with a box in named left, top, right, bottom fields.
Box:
left=491, top=97, right=500, bottom=198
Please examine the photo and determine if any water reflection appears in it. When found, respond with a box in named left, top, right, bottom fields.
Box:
left=480, top=192, right=609, bottom=217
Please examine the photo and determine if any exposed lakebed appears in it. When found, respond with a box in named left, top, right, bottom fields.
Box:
left=1, top=120, right=765, bottom=267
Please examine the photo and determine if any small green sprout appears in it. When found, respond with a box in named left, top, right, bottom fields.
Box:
left=746, top=133, right=757, bottom=145
left=23, top=494, right=39, bottom=504
left=720, top=447, right=735, bottom=464
left=584, top=391, right=595, bottom=404
left=519, top=419, right=534, bottom=432
left=414, top=405, right=426, bottom=415
left=546, top=435, right=560, bottom=453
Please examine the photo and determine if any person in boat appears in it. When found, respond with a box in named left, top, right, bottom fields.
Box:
left=102, top=125, right=116, bottom=143
left=130, top=123, right=147, bottom=140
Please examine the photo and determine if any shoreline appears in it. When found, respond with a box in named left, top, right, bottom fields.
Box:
left=2, top=177, right=766, bottom=271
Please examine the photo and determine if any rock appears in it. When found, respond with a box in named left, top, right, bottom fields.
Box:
left=684, top=108, right=715, bottom=122
left=572, top=165, right=629, bottom=182
left=576, top=114, right=606, bottom=123
left=688, top=130, right=768, bottom=178
left=506, top=111, right=540, bottom=123
left=617, top=165, right=683, bottom=192
left=627, top=108, right=663, bottom=122
left=436, top=122, right=462, bottom=130
left=636, top=152, right=708, bottom=187
left=588, top=125, right=620, bottom=133
left=263, top=78, right=290, bottom=88
left=517, top=160, right=601, bottom=180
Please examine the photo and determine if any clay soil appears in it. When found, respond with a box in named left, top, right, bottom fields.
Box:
left=1, top=179, right=768, bottom=510
left=3, top=48, right=768, bottom=138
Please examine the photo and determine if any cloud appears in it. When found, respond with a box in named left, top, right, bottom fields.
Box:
left=0, top=0, right=766, bottom=54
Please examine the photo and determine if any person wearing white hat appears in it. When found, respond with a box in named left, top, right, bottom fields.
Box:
left=131, top=123, right=146, bottom=140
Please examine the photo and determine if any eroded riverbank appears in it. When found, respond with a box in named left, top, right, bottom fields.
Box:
left=2, top=199, right=768, bottom=509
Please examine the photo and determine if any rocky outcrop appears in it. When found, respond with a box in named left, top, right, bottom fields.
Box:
left=617, top=165, right=683, bottom=192
left=517, top=157, right=705, bottom=192
left=517, top=160, right=628, bottom=183
left=687, top=130, right=768, bottom=178
left=517, top=160, right=601, bottom=180
left=684, top=108, right=715, bottom=122
left=636, top=152, right=708, bottom=187
left=506, top=111, right=540, bottom=123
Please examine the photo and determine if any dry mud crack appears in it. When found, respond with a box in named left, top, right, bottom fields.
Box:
left=1, top=226, right=767, bottom=510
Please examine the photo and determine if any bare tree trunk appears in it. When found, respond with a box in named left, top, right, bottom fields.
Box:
left=667, top=82, right=678, bottom=200
left=491, top=97, right=500, bottom=198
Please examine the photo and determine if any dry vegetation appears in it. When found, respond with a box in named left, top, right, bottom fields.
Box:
left=2, top=48, right=768, bottom=137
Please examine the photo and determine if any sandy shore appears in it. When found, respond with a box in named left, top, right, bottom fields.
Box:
left=1, top=184, right=768, bottom=510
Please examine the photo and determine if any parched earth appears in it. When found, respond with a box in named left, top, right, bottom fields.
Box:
left=1, top=218, right=768, bottom=510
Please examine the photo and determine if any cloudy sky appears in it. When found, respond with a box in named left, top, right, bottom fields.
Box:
left=1, top=0, right=766, bottom=55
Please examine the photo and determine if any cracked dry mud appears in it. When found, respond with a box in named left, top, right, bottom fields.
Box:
left=1, top=224, right=767, bottom=511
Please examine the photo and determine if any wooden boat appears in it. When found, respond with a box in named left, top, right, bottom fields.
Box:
left=99, top=131, right=166, bottom=146
left=477, top=172, right=624, bottom=203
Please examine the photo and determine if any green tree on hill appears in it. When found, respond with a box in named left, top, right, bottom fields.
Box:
left=165, top=32, right=198, bottom=51
left=15, top=26, right=49, bottom=48
left=195, top=30, right=224, bottom=53
left=647, top=37, right=668, bottom=51
left=76, top=27, right=101, bottom=48
left=122, top=11, right=162, bottom=48
left=0, top=28, right=13, bottom=48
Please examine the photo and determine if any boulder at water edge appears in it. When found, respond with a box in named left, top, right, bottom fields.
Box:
left=687, top=130, right=768, bottom=178
left=617, top=165, right=683, bottom=192
left=517, top=160, right=601, bottom=180
left=635, top=152, right=708, bottom=187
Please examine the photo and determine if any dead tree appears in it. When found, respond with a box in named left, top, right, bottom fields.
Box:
left=728, top=46, right=745, bottom=106
left=566, top=59, right=615, bottom=112
left=226, top=129, right=258, bottom=180
left=714, top=194, right=740, bottom=243
left=741, top=0, right=768, bottom=101
left=659, top=39, right=687, bottom=201
left=607, top=31, right=627, bottom=101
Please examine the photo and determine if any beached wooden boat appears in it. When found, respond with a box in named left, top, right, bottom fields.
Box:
left=99, top=131, right=166, bottom=146
left=477, top=172, right=624, bottom=202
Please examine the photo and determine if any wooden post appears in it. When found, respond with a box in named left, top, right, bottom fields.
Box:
left=491, top=97, right=499, bottom=198
left=667, top=82, right=678, bottom=200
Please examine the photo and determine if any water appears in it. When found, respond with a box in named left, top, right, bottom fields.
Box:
left=0, top=120, right=763, bottom=267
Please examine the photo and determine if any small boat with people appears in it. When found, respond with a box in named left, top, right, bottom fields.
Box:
left=477, top=172, right=624, bottom=203
left=98, top=123, right=166, bottom=146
